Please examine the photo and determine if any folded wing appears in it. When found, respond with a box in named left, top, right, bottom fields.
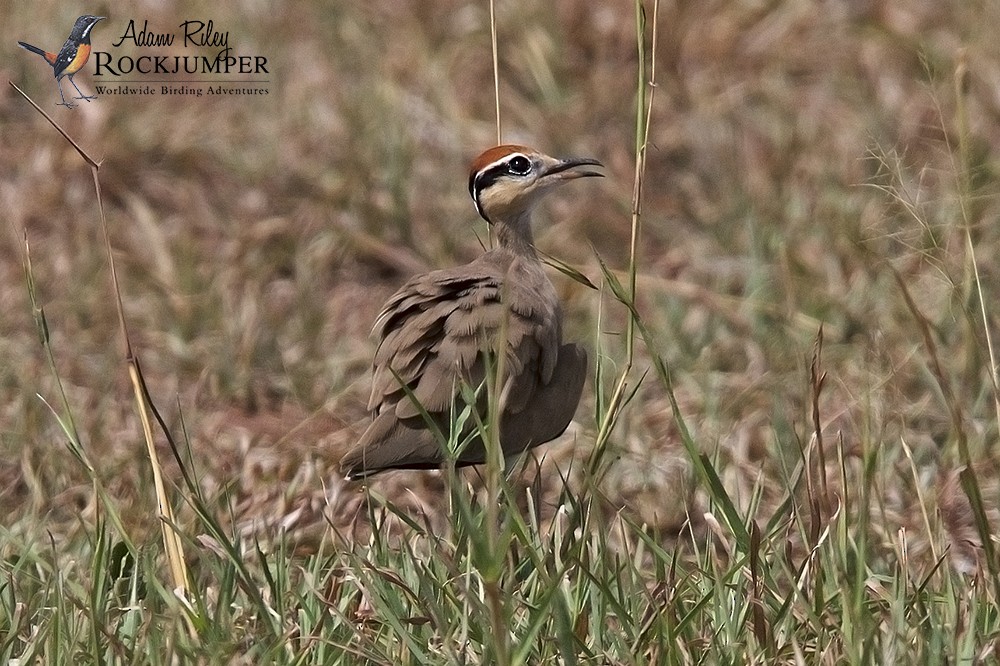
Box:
left=340, top=256, right=583, bottom=478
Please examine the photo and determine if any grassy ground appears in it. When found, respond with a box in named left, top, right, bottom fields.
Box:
left=3, top=0, right=1000, bottom=662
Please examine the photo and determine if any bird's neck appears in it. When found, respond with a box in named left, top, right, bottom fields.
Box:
left=492, top=209, right=537, bottom=258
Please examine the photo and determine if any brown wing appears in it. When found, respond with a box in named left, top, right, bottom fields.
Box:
left=340, top=253, right=569, bottom=477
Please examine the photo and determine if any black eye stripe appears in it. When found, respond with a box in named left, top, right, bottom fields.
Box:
left=473, top=162, right=509, bottom=194
left=472, top=155, right=531, bottom=193
left=470, top=154, right=533, bottom=222
left=471, top=164, right=503, bottom=221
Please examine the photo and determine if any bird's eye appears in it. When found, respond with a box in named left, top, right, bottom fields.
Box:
left=507, top=155, right=532, bottom=175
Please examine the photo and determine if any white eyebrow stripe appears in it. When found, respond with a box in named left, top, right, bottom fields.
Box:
left=478, top=153, right=527, bottom=175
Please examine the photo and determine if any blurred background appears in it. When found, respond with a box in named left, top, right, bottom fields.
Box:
left=1, top=0, right=998, bottom=554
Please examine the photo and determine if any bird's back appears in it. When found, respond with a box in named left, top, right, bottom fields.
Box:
left=341, top=248, right=583, bottom=477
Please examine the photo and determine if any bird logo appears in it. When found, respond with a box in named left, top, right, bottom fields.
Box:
left=18, top=15, right=105, bottom=109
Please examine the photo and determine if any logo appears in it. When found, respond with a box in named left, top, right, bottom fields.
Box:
left=17, top=15, right=105, bottom=109
left=17, top=16, right=271, bottom=106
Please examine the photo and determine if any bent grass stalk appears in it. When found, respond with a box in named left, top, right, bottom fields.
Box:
left=9, top=80, right=196, bottom=638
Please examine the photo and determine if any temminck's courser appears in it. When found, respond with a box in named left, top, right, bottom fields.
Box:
left=340, top=145, right=603, bottom=478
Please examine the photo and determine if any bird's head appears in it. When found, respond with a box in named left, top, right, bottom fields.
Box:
left=71, top=16, right=105, bottom=41
left=468, top=145, right=603, bottom=224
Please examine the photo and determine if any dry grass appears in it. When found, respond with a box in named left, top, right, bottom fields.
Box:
left=0, top=0, right=994, bottom=543
left=3, top=0, right=1000, bottom=660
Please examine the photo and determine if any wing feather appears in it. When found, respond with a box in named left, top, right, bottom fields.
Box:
left=343, top=250, right=577, bottom=477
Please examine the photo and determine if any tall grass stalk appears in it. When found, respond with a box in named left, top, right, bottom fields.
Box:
left=588, top=0, right=659, bottom=479
left=952, top=51, right=1000, bottom=431
left=626, top=0, right=658, bottom=361
left=490, top=0, right=502, bottom=145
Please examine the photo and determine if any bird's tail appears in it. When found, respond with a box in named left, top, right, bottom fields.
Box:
left=18, top=41, right=58, bottom=65
left=17, top=41, right=47, bottom=56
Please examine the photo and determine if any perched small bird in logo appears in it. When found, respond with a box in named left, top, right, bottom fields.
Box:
left=18, top=15, right=105, bottom=108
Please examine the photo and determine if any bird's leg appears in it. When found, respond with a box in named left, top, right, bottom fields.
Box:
left=69, top=75, right=97, bottom=101
left=55, top=80, right=76, bottom=108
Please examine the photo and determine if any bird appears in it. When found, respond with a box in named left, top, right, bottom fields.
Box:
left=340, top=144, right=603, bottom=479
left=18, top=15, right=105, bottom=109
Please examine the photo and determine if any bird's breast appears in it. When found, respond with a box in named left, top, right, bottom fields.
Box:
left=506, top=258, right=559, bottom=319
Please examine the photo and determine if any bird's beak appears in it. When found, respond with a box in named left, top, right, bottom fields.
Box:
left=542, top=157, right=605, bottom=180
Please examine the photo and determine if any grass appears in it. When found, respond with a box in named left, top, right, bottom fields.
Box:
left=3, top=0, right=1000, bottom=662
